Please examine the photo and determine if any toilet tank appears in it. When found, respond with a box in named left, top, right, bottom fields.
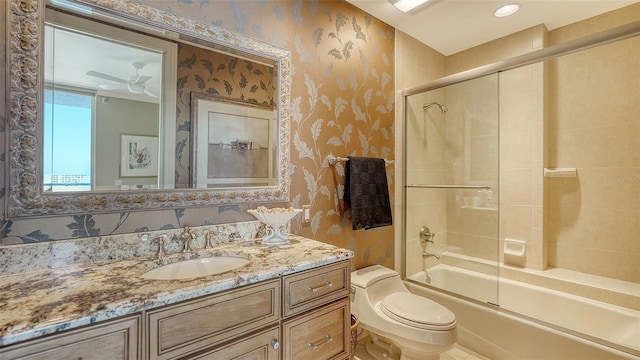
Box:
left=351, top=265, right=409, bottom=304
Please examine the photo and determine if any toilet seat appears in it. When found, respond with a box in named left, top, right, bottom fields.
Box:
left=380, top=292, right=456, bottom=331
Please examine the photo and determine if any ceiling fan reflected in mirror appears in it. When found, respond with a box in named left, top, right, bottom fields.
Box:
left=86, top=61, right=157, bottom=98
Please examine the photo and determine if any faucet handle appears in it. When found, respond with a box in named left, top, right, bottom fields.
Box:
left=204, top=230, right=214, bottom=249
left=420, top=226, right=435, bottom=244
left=151, top=234, right=167, bottom=259
left=181, top=235, right=193, bottom=253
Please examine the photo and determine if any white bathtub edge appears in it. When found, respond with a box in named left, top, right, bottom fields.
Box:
left=405, top=281, right=640, bottom=360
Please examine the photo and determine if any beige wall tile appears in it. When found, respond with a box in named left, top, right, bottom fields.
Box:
left=500, top=169, right=533, bottom=206
left=500, top=205, right=532, bottom=241
left=400, top=3, right=639, bottom=288
left=500, top=132, right=533, bottom=169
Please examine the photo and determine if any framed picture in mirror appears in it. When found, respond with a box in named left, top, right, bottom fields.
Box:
left=191, top=93, right=276, bottom=188
left=120, top=135, right=159, bottom=177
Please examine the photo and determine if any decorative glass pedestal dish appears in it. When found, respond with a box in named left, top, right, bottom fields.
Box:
left=247, top=208, right=303, bottom=245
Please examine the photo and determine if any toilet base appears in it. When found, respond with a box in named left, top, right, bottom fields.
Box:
left=364, top=335, right=400, bottom=360
left=364, top=334, right=441, bottom=360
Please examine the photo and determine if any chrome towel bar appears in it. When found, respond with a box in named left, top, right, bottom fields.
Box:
left=406, top=184, right=491, bottom=190
left=327, top=154, right=394, bottom=166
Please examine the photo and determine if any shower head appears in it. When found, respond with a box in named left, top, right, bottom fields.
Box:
left=423, top=101, right=448, bottom=114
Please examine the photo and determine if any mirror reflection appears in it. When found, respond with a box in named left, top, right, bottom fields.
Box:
left=8, top=0, right=291, bottom=217
left=43, top=4, right=277, bottom=193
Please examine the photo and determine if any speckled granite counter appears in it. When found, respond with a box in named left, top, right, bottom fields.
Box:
left=0, top=235, right=353, bottom=347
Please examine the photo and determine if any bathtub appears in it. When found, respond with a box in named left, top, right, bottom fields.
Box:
left=407, top=264, right=640, bottom=360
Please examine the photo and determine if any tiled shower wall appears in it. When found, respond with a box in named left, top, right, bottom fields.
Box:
left=399, top=3, right=640, bottom=282
left=546, top=8, right=640, bottom=282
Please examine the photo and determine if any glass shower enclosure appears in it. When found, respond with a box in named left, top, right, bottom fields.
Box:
left=403, top=73, right=500, bottom=305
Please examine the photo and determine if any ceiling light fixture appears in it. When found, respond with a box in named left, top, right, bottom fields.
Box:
left=390, top=0, right=430, bottom=13
left=494, top=3, right=520, bottom=18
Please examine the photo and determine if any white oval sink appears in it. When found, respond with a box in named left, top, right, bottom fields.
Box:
left=141, top=256, right=250, bottom=280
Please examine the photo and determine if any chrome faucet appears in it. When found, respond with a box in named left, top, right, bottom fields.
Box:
left=180, top=226, right=197, bottom=252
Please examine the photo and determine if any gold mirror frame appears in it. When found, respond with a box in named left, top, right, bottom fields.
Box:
left=6, top=0, right=291, bottom=218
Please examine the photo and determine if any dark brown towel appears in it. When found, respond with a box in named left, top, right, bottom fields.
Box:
left=344, top=157, right=392, bottom=230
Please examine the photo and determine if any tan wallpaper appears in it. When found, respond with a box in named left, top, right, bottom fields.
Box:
left=1, top=1, right=396, bottom=270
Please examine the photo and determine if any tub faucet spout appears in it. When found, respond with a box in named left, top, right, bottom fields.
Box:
left=422, top=252, right=440, bottom=260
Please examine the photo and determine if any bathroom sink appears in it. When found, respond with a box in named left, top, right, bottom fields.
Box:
left=141, top=256, right=250, bottom=280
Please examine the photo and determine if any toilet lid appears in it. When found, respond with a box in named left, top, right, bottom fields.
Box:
left=380, top=292, right=456, bottom=330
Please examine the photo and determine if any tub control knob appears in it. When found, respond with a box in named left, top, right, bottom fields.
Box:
left=420, top=226, right=435, bottom=244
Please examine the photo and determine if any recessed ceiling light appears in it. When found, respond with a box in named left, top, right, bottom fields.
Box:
left=389, top=0, right=430, bottom=13
left=494, top=3, right=520, bottom=18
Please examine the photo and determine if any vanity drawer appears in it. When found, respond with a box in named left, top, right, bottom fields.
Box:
left=146, top=279, right=280, bottom=360
left=186, top=326, right=280, bottom=360
left=281, top=298, right=350, bottom=360
left=282, top=261, right=349, bottom=317
left=0, top=315, right=140, bottom=360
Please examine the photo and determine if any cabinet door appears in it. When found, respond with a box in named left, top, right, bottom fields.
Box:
left=282, top=298, right=350, bottom=360
left=147, top=279, right=280, bottom=360
left=282, top=261, right=349, bottom=317
left=0, top=315, right=140, bottom=360
left=187, top=326, right=280, bottom=360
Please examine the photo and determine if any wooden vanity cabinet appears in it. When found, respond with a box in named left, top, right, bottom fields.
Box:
left=0, top=260, right=351, bottom=360
left=145, top=279, right=280, bottom=360
left=146, top=260, right=351, bottom=360
left=186, top=326, right=280, bottom=360
left=281, top=261, right=351, bottom=360
left=0, top=315, right=140, bottom=360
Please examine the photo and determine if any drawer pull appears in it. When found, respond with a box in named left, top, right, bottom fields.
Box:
left=308, top=281, right=333, bottom=293
left=271, top=340, right=280, bottom=350
left=308, top=334, right=333, bottom=350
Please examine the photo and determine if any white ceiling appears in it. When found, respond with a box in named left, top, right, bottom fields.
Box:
left=45, top=23, right=163, bottom=104
left=346, top=0, right=638, bottom=55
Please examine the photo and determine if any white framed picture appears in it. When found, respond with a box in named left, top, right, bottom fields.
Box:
left=120, top=134, right=158, bottom=177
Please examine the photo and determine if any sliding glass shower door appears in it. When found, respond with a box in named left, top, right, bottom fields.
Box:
left=403, top=73, right=499, bottom=305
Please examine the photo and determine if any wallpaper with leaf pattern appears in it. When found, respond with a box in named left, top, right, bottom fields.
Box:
left=175, top=42, right=276, bottom=187
left=0, top=0, right=395, bottom=270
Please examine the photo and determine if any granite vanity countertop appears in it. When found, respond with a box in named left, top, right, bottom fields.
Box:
left=0, top=236, right=353, bottom=347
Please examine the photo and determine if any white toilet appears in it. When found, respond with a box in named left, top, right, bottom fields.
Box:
left=351, top=265, right=457, bottom=360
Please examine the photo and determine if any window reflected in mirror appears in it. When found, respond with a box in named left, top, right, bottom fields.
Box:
left=43, top=88, right=93, bottom=192
left=44, top=8, right=173, bottom=192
